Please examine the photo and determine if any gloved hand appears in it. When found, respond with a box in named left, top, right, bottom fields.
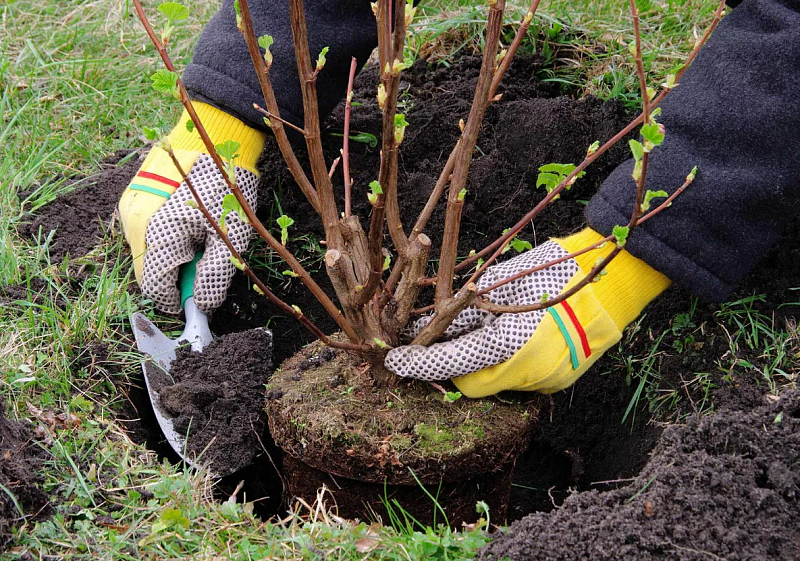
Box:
left=118, top=102, right=266, bottom=314
left=385, top=228, right=671, bottom=398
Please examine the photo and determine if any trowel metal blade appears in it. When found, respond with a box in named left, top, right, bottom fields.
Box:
left=130, top=312, right=199, bottom=470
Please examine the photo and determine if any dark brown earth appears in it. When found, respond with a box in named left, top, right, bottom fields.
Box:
left=481, top=391, right=800, bottom=561
left=0, top=400, right=51, bottom=548
left=265, top=338, right=533, bottom=525
left=155, top=329, right=273, bottom=475
left=17, top=150, right=141, bottom=262
left=17, top=53, right=800, bottom=551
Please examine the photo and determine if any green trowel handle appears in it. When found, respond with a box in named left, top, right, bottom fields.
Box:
left=179, top=251, right=203, bottom=309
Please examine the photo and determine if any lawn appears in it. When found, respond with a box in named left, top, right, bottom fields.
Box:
left=1, top=0, right=796, bottom=559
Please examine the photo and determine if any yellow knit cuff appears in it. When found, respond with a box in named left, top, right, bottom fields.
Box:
left=167, top=102, right=267, bottom=172
left=556, top=227, right=671, bottom=330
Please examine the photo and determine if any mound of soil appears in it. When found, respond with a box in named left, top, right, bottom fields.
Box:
left=480, top=391, right=800, bottom=561
left=154, top=329, right=273, bottom=475
left=0, top=400, right=50, bottom=549
left=18, top=150, right=141, bottom=262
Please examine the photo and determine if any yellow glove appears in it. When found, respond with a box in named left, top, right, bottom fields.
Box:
left=385, top=228, right=671, bottom=397
left=119, top=102, right=266, bottom=313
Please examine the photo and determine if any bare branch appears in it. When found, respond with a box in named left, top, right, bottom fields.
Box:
left=489, top=0, right=543, bottom=100
left=343, top=57, right=358, bottom=217
left=252, top=103, right=306, bottom=135
left=289, top=0, right=342, bottom=248
left=132, top=0, right=361, bottom=344
left=455, top=0, right=726, bottom=279
left=164, top=147, right=366, bottom=352
left=435, top=0, right=506, bottom=304
left=236, top=0, right=321, bottom=214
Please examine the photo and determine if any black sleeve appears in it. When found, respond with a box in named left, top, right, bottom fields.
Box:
left=586, top=0, right=800, bottom=302
left=182, top=0, right=378, bottom=130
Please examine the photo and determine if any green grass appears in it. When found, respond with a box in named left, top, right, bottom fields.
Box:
left=413, top=0, right=722, bottom=108
left=2, top=0, right=796, bottom=558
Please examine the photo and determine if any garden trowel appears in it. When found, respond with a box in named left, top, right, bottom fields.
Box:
left=130, top=252, right=222, bottom=473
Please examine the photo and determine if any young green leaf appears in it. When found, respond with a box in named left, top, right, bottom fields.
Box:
left=316, top=46, right=329, bottom=71
left=500, top=228, right=532, bottom=254
left=382, top=252, right=391, bottom=271
left=640, top=123, right=665, bottom=149
left=185, top=120, right=194, bottom=133
left=292, top=304, right=303, bottom=316
left=143, top=126, right=161, bottom=141
left=230, top=255, right=246, bottom=271
left=641, top=189, right=669, bottom=212
left=536, top=162, right=585, bottom=194
left=444, top=391, right=462, bottom=403
left=661, top=74, right=677, bottom=90
left=276, top=214, right=294, bottom=246
left=373, top=338, right=390, bottom=349
left=394, top=113, right=409, bottom=144
left=253, top=284, right=265, bottom=296
left=629, top=139, right=644, bottom=161
left=509, top=238, right=533, bottom=252
left=158, top=2, right=188, bottom=22
left=586, top=140, right=600, bottom=156
left=215, top=140, right=241, bottom=162
left=632, top=159, right=643, bottom=182
left=377, top=84, right=387, bottom=109
left=282, top=270, right=299, bottom=277
left=369, top=180, right=383, bottom=196
left=150, top=69, right=180, bottom=100
left=458, top=188, right=467, bottom=202
left=185, top=199, right=198, bottom=209
left=258, top=34, right=274, bottom=65
left=330, top=131, right=378, bottom=148
left=222, top=193, right=249, bottom=223
left=612, top=224, right=630, bottom=248
left=233, top=0, right=243, bottom=30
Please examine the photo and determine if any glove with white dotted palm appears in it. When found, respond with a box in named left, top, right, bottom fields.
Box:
left=118, top=102, right=265, bottom=314
left=141, top=154, right=259, bottom=314
left=385, top=228, right=671, bottom=397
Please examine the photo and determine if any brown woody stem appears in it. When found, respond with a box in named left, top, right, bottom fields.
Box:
left=489, top=0, right=543, bottom=100
left=289, top=0, right=342, bottom=249
left=236, top=0, right=321, bottom=214
left=252, top=103, right=306, bottom=135
left=343, top=57, right=358, bottom=217
left=164, top=148, right=366, bottom=352
left=133, top=0, right=361, bottom=344
left=435, top=0, right=506, bottom=304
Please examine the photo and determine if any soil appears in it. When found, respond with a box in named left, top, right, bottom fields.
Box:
left=265, top=338, right=534, bottom=525
left=480, top=390, right=800, bottom=561
left=151, top=329, right=273, bottom=475
left=17, top=150, right=142, bottom=262
left=18, top=52, right=800, bottom=550
left=0, top=399, right=51, bottom=549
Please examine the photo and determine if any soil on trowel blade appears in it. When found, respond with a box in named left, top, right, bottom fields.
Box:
left=480, top=391, right=800, bottom=561
left=154, top=329, right=273, bottom=475
left=0, top=400, right=50, bottom=550
left=18, top=150, right=141, bottom=262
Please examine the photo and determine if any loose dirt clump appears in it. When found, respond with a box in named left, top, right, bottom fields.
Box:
left=0, top=400, right=51, bottom=549
left=154, top=329, right=273, bottom=475
left=480, top=390, right=800, bottom=561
